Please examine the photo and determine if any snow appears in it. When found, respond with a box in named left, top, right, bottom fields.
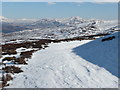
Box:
left=1, top=16, right=119, bottom=88
left=0, top=47, right=38, bottom=66
left=0, top=16, right=13, bottom=22
left=2, top=16, right=118, bottom=42
left=73, top=32, right=118, bottom=77
left=6, top=35, right=118, bottom=88
left=16, top=47, right=34, bottom=53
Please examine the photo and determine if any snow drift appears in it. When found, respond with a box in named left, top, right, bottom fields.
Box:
left=73, top=32, right=119, bottom=77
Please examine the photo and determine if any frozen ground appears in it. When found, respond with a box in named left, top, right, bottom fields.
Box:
left=6, top=34, right=118, bottom=88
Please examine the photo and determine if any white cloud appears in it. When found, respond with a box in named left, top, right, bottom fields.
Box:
left=47, top=2, right=56, bottom=5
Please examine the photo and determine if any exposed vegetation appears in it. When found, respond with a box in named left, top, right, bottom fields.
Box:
left=2, top=66, right=23, bottom=74
left=2, top=56, right=16, bottom=62
left=101, top=36, right=115, bottom=42
left=2, top=74, right=13, bottom=87
left=1, top=33, right=108, bottom=88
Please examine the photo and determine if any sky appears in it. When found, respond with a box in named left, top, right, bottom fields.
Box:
left=2, top=2, right=118, bottom=20
left=2, top=0, right=119, bottom=2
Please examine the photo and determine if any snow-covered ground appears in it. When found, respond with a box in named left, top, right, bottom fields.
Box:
left=73, top=33, right=118, bottom=77
left=6, top=32, right=118, bottom=88
left=2, top=16, right=118, bottom=42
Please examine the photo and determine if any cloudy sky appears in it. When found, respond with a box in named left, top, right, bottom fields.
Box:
left=1, top=2, right=118, bottom=20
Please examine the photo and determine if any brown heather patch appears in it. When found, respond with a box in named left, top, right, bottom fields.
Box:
left=2, top=39, right=52, bottom=54
left=0, top=56, right=2, bottom=59
left=2, top=56, right=16, bottom=62
left=2, top=66, right=23, bottom=74
left=20, top=50, right=36, bottom=59
left=101, top=36, right=116, bottom=42
left=2, top=74, right=13, bottom=87
left=2, top=50, right=17, bottom=55
left=14, top=57, right=27, bottom=65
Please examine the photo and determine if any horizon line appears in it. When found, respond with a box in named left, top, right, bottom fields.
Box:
left=1, top=15, right=118, bottom=21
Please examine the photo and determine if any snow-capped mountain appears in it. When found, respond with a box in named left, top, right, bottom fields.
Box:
left=2, top=16, right=118, bottom=42
left=0, top=16, right=37, bottom=23
left=1, top=16, right=38, bottom=33
left=28, top=18, right=66, bottom=29
left=0, top=16, right=12, bottom=22
left=14, top=18, right=37, bottom=24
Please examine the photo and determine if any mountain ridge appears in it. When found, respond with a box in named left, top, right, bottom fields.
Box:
left=1, top=16, right=118, bottom=42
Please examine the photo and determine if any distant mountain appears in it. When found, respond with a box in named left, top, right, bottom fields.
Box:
left=0, top=16, right=37, bottom=23
left=0, top=16, right=12, bottom=22
left=2, top=23, right=30, bottom=33
left=26, top=18, right=66, bottom=29
left=0, top=16, right=38, bottom=33
left=1, top=16, right=118, bottom=42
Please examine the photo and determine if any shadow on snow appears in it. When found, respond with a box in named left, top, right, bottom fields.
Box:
left=72, top=33, right=119, bottom=77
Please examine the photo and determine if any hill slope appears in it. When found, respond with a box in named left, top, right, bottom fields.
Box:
left=6, top=32, right=119, bottom=88
left=73, top=32, right=119, bottom=77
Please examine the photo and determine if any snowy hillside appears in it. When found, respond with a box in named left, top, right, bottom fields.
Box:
left=73, top=32, right=119, bottom=77
left=4, top=32, right=119, bottom=88
left=2, top=16, right=118, bottom=42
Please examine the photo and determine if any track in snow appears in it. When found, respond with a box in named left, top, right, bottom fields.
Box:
left=6, top=40, right=118, bottom=88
